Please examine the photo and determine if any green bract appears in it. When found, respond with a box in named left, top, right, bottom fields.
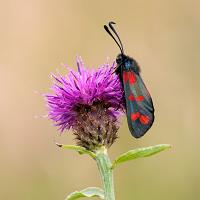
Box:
left=65, top=187, right=104, bottom=200
left=111, top=144, right=171, bottom=169
left=56, top=143, right=96, bottom=158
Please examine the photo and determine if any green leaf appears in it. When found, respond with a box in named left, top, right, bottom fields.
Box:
left=65, top=187, right=104, bottom=200
left=56, top=143, right=96, bottom=158
left=112, top=144, right=171, bottom=169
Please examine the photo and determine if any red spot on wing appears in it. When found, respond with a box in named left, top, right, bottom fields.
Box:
left=128, top=94, right=135, bottom=101
left=123, top=71, right=136, bottom=85
left=131, top=112, right=140, bottom=121
left=129, top=72, right=136, bottom=85
left=123, top=71, right=129, bottom=83
left=136, top=95, right=145, bottom=101
left=139, top=115, right=150, bottom=124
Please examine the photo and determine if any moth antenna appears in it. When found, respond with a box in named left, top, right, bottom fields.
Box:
left=108, top=22, right=124, bottom=54
left=104, top=25, right=123, bottom=54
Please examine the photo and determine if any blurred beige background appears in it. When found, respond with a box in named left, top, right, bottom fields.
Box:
left=0, top=0, right=200, bottom=199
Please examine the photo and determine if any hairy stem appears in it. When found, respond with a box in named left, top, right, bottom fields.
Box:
left=95, top=147, right=115, bottom=200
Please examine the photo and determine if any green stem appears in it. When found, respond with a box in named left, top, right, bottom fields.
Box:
left=95, top=147, right=115, bottom=200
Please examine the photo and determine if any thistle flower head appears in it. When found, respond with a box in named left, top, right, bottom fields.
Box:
left=46, top=57, right=124, bottom=151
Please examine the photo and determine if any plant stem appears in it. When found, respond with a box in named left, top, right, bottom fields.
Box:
left=95, top=146, right=115, bottom=200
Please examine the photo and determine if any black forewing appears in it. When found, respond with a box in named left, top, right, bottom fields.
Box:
left=122, top=69, right=154, bottom=138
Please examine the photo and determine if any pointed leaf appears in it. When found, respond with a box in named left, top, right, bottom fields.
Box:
left=56, top=143, right=96, bottom=158
left=112, top=144, right=171, bottom=169
left=65, top=187, right=104, bottom=200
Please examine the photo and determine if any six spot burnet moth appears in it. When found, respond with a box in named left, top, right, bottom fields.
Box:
left=104, top=22, right=155, bottom=138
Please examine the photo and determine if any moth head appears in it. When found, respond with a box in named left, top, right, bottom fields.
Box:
left=116, top=54, right=140, bottom=74
left=116, top=53, right=125, bottom=65
left=116, top=54, right=132, bottom=65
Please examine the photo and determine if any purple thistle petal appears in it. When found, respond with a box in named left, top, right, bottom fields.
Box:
left=45, top=57, right=124, bottom=135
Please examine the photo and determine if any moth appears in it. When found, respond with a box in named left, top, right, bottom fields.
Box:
left=104, top=22, right=155, bottom=138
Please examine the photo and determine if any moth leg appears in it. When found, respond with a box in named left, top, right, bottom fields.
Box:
left=115, top=103, right=121, bottom=111
left=115, top=94, right=125, bottom=111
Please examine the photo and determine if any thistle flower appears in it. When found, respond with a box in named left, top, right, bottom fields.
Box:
left=46, top=57, right=124, bottom=151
